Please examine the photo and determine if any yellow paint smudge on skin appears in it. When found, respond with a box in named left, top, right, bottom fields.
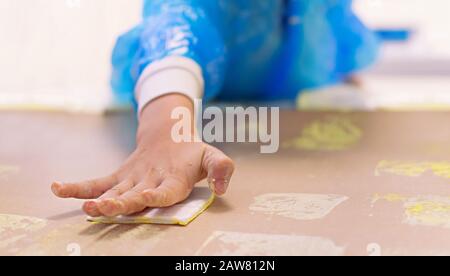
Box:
left=196, top=231, right=345, bottom=256
left=373, top=194, right=450, bottom=229
left=283, top=117, right=362, bottom=151
left=250, top=193, right=348, bottom=220
left=375, top=161, right=450, bottom=179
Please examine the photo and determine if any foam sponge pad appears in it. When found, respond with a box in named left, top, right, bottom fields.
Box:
left=88, top=187, right=215, bottom=226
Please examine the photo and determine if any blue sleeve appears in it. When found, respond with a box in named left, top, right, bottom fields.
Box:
left=327, top=0, right=380, bottom=75
left=274, top=0, right=379, bottom=98
left=111, top=0, right=227, bottom=103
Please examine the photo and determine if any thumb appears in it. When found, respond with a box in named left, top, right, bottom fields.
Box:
left=202, top=145, right=235, bottom=196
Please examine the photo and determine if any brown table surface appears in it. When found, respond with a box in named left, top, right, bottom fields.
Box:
left=0, top=110, right=449, bottom=256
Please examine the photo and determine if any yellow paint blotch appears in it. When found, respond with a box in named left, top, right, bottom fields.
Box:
left=196, top=231, right=345, bottom=256
left=376, top=161, right=450, bottom=179
left=372, top=193, right=407, bottom=204
left=17, top=222, right=164, bottom=256
left=404, top=198, right=450, bottom=228
left=429, top=162, right=450, bottom=179
left=250, top=193, right=348, bottom=220
left=0, top=214, right=47, bottom=252
left=283, top=117, right=362, bottom=151
left=0, top=214, right=46, bottom=235
left=0, top=165, right=19, bottom=176
left=373, top=194, right=450, bottom=229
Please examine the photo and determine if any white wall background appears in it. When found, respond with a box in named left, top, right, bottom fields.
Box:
left=355, top=0, right=450, bottom=59
left=0, top=0, right=141, bottom=111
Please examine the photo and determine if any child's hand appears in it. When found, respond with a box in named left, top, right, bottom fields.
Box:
left=51, top=95, right=235, bottom=217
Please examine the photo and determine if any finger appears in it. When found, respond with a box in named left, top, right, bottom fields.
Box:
left=110, top=169, right=162, bottom=215
left=141, top=176, right=191, bottom=208
left=83, top=201, right=102, bottom=217
left=81, top=184, right=127, bottom=217
left=51, top=174, right=118, bottom=199
left=98, top=178, right=134, bottom=199
left=95, top=179, right=135, bottom=217
left=116, top=180, right=160, bottom=215
left=202, top=146, right=235, bottom=196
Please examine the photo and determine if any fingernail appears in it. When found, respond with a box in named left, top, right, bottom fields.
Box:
left=51, top=182, right=63, bottom=195
left=216, top=179, right=229, bottom=196
left=84, top=201, right=97, bottom=212
left=208, top=178, right=217, bottom=194
left=221, top=178, right=230, bottom=193
left=225, top=167, right=233, bottom=178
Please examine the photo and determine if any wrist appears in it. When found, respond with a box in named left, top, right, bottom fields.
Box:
left=137, top=94, right=196, bottom=144
left=135, top=56, right=204, bottom=118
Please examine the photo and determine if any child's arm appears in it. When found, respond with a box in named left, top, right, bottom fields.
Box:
left=52, top=93, right=234, bottom=217
left=51, top=1, right=234, bottom=217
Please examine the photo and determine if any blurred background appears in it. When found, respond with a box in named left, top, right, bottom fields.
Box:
left=0, top=0, right=449, bottom=112
left=0, top=0, right=141, bottom=112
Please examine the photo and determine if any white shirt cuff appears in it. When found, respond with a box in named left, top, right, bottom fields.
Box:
left=135, top=56, right=204, bottom=116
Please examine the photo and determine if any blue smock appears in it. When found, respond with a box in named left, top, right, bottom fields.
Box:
left=111, top=0, right=379, bottom=103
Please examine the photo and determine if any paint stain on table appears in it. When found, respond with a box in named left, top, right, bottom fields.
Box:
left=421, top=143, right=450, bottom=156
left=196, top=231, right=345, bottom=256
left=17, top=222, right=165, bottom=256
left=375, top=160, right=450, bottom=179
left=250, top=193, right=348, bottom=220
left=0, top=214, right=47, bottom=253
left=0, top=165, right=19, bottom=177
left=283, top=117, right=362, bottom=151
left=373, top=194, right=450, bottom=229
